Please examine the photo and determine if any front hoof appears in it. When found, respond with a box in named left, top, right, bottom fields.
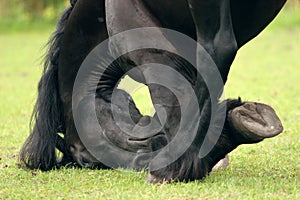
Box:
left=147, top=174, right=171, bottom=184
left=230, top=102, right=283, bottom=142
left=212, top=155, right=229, bottom=172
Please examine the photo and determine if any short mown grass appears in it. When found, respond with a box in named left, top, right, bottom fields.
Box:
left=0, top=8, right=299, bottom=200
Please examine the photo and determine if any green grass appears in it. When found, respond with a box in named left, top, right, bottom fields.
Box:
left=0, top=9, right=300, bottom=200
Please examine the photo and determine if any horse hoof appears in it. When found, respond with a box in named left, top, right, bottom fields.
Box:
left=147, top=174, right=170, bottom=184
left=212, top=154, right=229, bottom=172
left=229, top=102, right=283, bottom=142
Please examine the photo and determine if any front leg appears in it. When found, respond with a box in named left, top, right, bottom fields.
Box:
left=188, top=0, right=238, bottom=83
left=106, top=0, right=243, bottom=182
left=181, top=0, right=283, bottom=180
left=150, top=0, right=239, bottom=182
left=203, top=99, right=283, bottom=175
left=148, top=98, right=283, bottom=182
left=106, top=0, right=202, bottom=181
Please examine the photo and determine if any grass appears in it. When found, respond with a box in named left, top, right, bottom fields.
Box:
left=0, top=8, right=300, bottom=200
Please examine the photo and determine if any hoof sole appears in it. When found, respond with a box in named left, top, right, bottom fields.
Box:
left=230, top=102, right=283, bottom=141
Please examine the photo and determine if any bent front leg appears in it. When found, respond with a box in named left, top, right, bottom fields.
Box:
left=148, top=99, right=283, bottom=182
left=106, top=0, right=203, bottom=181
left=150, top=0, right=239, bottom=182
left=203, top=99, right=283, bottom=175
left=148, top=0, right=240, bottom=182
left=71, top=89, right=167, bottom=169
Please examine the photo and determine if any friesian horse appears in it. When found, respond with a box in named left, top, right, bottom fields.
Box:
left=20, top=0, right=286, bottom=183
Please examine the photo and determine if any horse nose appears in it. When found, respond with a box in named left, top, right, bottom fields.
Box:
left=69, top=143, right=97, bottom=168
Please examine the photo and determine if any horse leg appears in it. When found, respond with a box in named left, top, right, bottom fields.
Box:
left=70, top=56, right=168, bottom=169
left=106, top=0, right=236, bottom=182
left=106, top=0, right=234, bottom=182
left=211, top=99, right=284, bottom=172
left=55, top=0, right=167, bottom=170
left=200, top=98, right=283, bottom=174
left=106, top=0, right=283, bottom=182
left=149, top=0, right=284, bottom=182
left=55, top=0, right=108, bottom=168
left=171, top=0, right=283, bottom=181
left=146, top=0, right=241, bottom=182
left=71, top=90, right=168, bottom=169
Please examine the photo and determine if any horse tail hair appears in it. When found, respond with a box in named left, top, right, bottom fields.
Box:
left=20, top=3, right=76, bottom=171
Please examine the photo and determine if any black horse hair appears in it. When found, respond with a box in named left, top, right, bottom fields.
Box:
left=20, top=4, right=75, bottom=171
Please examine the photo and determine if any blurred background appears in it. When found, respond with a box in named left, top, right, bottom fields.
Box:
left=0, top=0, right=70, bottom=32
left=0, top=0, right=299, bottom=32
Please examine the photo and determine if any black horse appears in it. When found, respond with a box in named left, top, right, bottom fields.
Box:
left=20, top=0, right=286, bottom=183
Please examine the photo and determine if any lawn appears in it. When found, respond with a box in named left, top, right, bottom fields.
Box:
left=0, top=8, right=299, bottom=200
